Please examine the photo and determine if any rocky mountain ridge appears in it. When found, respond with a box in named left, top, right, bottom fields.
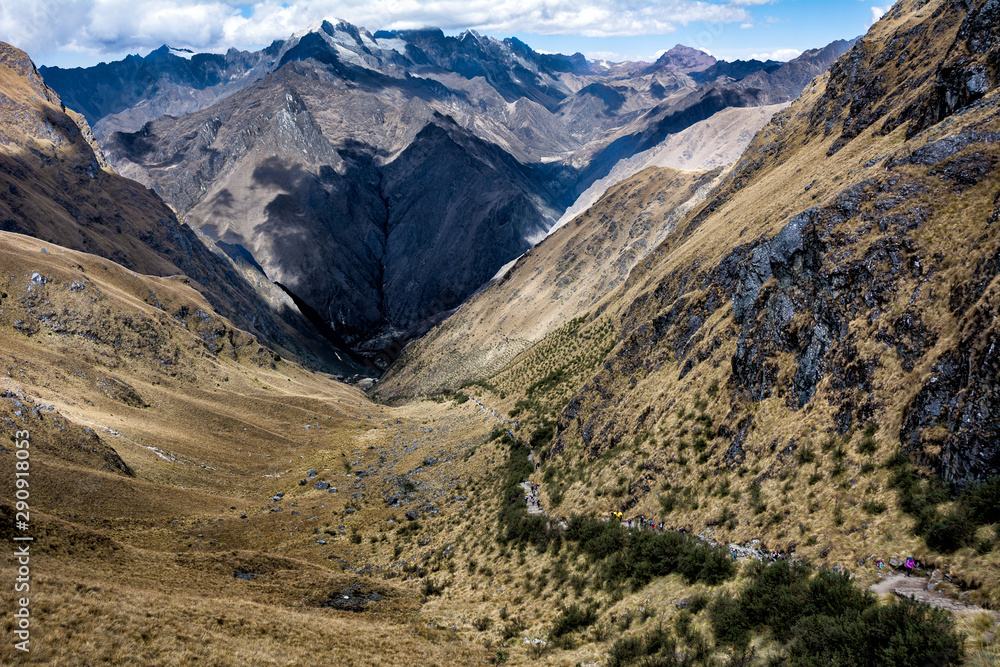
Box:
left=0, top=42, right=360, bottom=374
left=41, top=21, right=852, bottom=353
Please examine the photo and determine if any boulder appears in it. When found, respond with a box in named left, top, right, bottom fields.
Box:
left=405, top=510, right=419, bottom=521
left=314, top=480, right=330, bottom=490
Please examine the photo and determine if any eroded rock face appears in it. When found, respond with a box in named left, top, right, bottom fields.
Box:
left=553, top=110, right=1000, bottom=476
left=901, top=262, right=1000, bottom=489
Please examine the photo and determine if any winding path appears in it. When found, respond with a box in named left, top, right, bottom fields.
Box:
left=870, top=572, right=999, bottom=617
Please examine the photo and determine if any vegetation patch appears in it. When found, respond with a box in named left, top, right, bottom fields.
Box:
left=564, top=516, right=735, bottom=591
left=887, top=452, right=1000, bottom=553
left=710, top=560, right=963, bottom=665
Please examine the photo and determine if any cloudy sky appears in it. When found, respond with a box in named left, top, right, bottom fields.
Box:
left=0, top=0, right=891, bottom=68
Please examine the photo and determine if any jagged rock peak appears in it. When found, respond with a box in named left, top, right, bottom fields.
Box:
left=653, top=44, right=717, bottom=72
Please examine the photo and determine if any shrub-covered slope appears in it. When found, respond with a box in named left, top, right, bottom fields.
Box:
left=386, top=0, right=1000, bottom=604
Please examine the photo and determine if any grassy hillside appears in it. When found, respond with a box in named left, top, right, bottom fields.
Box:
left=375, top=1, right=1000, bottom=663
left=0, top=231, right=493, bottom=664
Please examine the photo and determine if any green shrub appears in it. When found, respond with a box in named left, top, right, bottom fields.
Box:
left=550, top=603, right=597, bottom=637
left=397, top=521, right=421, bottom=537
left=924, top=508, right=974, bottom=553
left=529, top=421, right=556, bottom=448
left=964, top=476, right=1000, bottom=525
left=500, top=616, right=526, bottom=641
left=709, top=561, right=963, bottom=667
left=688, top=594, right=709, bottom=614
left=606, top=624, right=677, bottom=667
left=858, top=422, right=878, bottom=454
left=886, top=448, right=909, bottom=468
left=709, top=593, right=751, bottom=649
left=798, top=446, right=816, bottom=465
left=565, top=516, right=734, bottom=590
left=707, top=379, right=720, bottom=399
left=862, top=500, right=888, bottom=515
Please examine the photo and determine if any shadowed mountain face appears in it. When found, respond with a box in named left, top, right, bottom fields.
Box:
left=0, top=42, right=360, bottom=374
left=44, top=20, right=851, bottom=350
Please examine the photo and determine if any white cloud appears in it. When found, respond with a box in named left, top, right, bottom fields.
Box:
left=582, top=50, right=626, bottom=63
left=870, top=5, right=890, bottom=25
left=749, top=47, right=801, bottom=61
left=739, top=22, right=754, bottom=29
left=0, top=0, right=759, bottom=62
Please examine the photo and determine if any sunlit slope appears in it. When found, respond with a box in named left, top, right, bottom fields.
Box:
left=380, top=0, right=1000, bottom=603
left=0, top=230, right=491, bottom=664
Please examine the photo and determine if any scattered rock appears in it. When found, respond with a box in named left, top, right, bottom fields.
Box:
left=317, top=583, right=384, bottom=612
left=405, top=510, right=419, bottom=521
left=314, top=480, right=330, bottom=490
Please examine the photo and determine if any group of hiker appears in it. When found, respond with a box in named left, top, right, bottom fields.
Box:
left=609, top=511, right=689, bottom=534
left=875, top=556, right=917, bottom=575
left=523, top=481, right=542, bottom=512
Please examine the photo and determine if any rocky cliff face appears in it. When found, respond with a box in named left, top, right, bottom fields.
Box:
left=43, top=22, right=849, bottom=352
left=542, top=0, right=1000, bottom=491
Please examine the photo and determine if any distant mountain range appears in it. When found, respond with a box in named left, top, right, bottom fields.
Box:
left=40, top=21, right=851, bottom=353
left=0, top=41, right=361, bottom=375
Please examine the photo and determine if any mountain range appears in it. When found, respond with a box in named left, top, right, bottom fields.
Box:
left=4, top=1, right=1000, bottom=663
left=41, top=23, right=851, bottom=353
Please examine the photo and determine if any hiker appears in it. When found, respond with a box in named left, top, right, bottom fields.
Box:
left=876, top=558, right=885, bottom=570
left=905, top=557, right=915, bottom=576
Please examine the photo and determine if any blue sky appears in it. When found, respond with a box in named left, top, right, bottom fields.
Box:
left=0, top=1, right=892, bottom=69
left=506, top=1, right=889, bottom=63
